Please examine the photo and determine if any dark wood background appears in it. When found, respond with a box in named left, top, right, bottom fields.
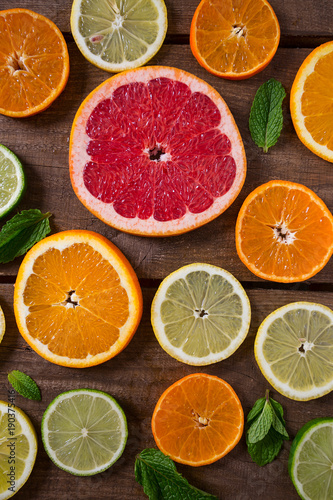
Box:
left=1, top=0, right=333, bottom=498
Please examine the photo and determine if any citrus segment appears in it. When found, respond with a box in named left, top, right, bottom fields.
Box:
left=236, top=180, right=333, bottom=282
left=291, top=41, right=333, bottom=163
left=41, top=389, right=127, bottom=476
left=255, top=302, right=333, bottom=401
left=152, top=373, right=243, bottom=466
left=151, top=263, right=251, bottom=365
left=0, top=145, right=25, bottom=218
left=0, top=9, right=69, bottom=117
left=0, top=306, right=5, bottom=344
left=0, top=401, right=37, bottom=499
left=289, top=418, right=333, bottom=500
left=71, top=0, right=167, bottom=72
left=14, top=230, right=142, bottom=367
left=70, top=66, right=246, bottom=236
left=190, top=0, right=280, bottom=80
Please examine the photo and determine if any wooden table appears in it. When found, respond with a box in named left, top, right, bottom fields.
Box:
left=1, top=0, right=333, bottom=498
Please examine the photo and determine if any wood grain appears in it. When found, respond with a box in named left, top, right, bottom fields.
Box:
left=2, top=284, right=333, bottom=499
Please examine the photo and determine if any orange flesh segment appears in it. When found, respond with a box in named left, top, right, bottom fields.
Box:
left=22, top=243, right=129, bottom=359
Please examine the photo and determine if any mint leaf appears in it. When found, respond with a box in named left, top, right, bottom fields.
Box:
left=135, top=449, right=217, bottom=500
left=247, top=401, right=272, bottom=443
left=247, top=427, right=284, bottom=466
left=247, top=397, right=265, bottom=425
left=0, top=209, right=51, bottom=263
left=249, top=78, right=286, bottom=152
left=8, top=370, right=41, bottom=401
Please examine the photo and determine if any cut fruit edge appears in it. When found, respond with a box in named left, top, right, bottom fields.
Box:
left=41, top=389, right=128, bottom=476
left=13, top=230, right=143, bottom=367
left=151, top=263, right=251, bottom=365
left=290, top=41, right=333, bottom=163
left=0, top=306, right=5, bottom=343
left=255, top=301, right=333, bottom=401
left=69, top=66, right=246, bottom=236
left=70, top=0, right=168, bottom=72
left=0, top=144, right=25, bottom=217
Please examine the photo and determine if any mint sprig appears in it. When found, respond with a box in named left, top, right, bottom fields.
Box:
left=249, top=78, right=286, bottom=152
left=246, top=390, right=289, bottom=466
left=135, top=449, right=217, bottom=499
left=8, top=370, right=41, bottom=401
left=0, top=209, right=51, bottom=263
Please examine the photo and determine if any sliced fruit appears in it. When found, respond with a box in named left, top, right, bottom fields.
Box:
left=70, top=66, right=246, bottom=236
left=236, top=180, right=333, bottom=282
left=0, top=9, right=69, bottom=117
left=255, top=302, right=333, bottom=401
left=0, top=400, right=37, bottom=499
left=14, top=230, right=142, bottom=367
left=289, top=418, right=333, bottom=500
left=152, top=373, right=243, bottom=466
left=0, top=306, right=5, bottom=344
left=0, top=144, right=25, bottom=218
left=190, top=0, right=280, bottom=80
left=41, top=389, right=127, bottom=476
left=151, top=263, right=251, bottom=365
left=291, top=41, right=333, bottom=163
left=70, top=0, right=167, bottom=73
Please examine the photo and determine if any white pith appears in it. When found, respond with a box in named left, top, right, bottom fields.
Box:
left=0, top=145, right=24, bottom=217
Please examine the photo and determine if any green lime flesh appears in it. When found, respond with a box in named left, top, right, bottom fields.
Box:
left=0, top=144, right=25, bottom=219
left=41, top=389, right=127, bottom=476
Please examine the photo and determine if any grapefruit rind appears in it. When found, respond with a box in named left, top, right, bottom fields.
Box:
left=69, top=66, right=246, bottom=236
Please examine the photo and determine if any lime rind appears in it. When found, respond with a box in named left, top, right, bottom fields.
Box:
left=289, top=418, right=333, bottom=500
left=41, top=388, right=128, bottom=476
left=0, top=144, right=25, bottom=219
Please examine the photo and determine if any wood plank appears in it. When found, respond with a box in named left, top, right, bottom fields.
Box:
left=0, top=0, right=332, bottom=39
left=1, top=284, right=333, bottom=499
left=1, top=44, right=333, bottom=282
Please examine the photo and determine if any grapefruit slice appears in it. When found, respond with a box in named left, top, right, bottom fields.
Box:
left=70, top=66, right=246, bottom=236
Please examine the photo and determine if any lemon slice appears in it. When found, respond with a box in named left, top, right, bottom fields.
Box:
left=151, top=263, right=251, bottom=366
left=0, top=401, right=37, bottom=500
left=0, top=145, right=25, bottom=219
left=70, top=0, right=168, bottom=72
left=289, top=418, right=333, bottom=500
left=41, top=389, right=127, bottom=476
left=255, top=302, right=333, bottom=401
left=0, top=307, right=5, bottom=344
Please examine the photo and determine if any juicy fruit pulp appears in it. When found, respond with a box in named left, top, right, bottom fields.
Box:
left=0, top=9, right=69, bottom=117
left=152, top=373, right=244, bottom=466
left=42, top=389, right=127, bottom=476
left=0, top=306, right=4, bottom=344
left=70, top=66, right=246, bottom=236
left=0, top=144, right=25, bottom=218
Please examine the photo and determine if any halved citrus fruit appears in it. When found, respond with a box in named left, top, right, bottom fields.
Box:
left=70, top=0, right=167, bottom=73
left=151, top=373, right=244, bottom=466
left=0, top=144, right=25, bottom=218
left=69, top=66, right=246, bottom=236
left=0, top=306, right=5, bottom=344
left=190, top=0, right=280, bottom=80
left=0, top=9, right=69, bottom=117
left=255, top=302, right=333, bottom=401
left=14, top=230, right=142, bottom=367
left=291, top=41, right=333, bottom=163
left=151, top=263, right=251, bottom=365
left=236, top=180, right=333, bottom=282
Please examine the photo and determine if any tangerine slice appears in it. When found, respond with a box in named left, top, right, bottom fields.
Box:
left=69, top=66, right=246, bottom=236
left=151, top=373, right=244, bottom=466
left=14, top=230, right=142, bottom=367
left=0, top=9, right=69, bottom=117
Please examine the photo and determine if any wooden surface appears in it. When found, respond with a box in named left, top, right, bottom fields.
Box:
left=0, top=0, right=333, bottom=499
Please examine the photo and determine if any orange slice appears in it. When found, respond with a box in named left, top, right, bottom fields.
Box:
left=190, top=0, right=280, bottom=80
left=290, top=41, right=333, bottom=163
left=0, top=9, right=69, bottom=117
left=236, top=180, right=333, bottom=283
left=151, top=373, right=244, bottom=466
left=14, top=230, right=142, bottom=367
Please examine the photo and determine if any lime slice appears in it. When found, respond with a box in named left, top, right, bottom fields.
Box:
left=255, top=302, right=333, bottom=401
left=289, top=418, right=333, bottom=500
left=0, top=401, right=37, bottom=500
left=0, top=145, right=25, bottom=219
left=41, top=389, right=127, bottom=476
left=0, top=307, right=5, bottom=344
left=151, top=263, right=251, bottom=366
left=70, top=0, right=168, bottom=72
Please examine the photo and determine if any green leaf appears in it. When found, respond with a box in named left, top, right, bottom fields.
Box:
left=247, top=401, right=273, bottom=443
left=270, top=397, right=285, bottom=424
left=270, top=398, right=289, bottom=439
left=246, top=397, right=265, bottom=426
left=135, top=449, right=217, bottom=500
left=249, top=78, right=286, bottom=152
left=8, top=370, right=41, bottom=401
left=247, top=427, right=284, bottom=466
left=0, top=209, right=51, bottom=263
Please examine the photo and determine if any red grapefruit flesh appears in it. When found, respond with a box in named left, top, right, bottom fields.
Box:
left=70, top=66, right=246, bottom=236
